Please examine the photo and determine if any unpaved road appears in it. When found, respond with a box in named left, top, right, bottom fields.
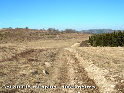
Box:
left=49, top=48, right=99, bottom=93
left=0, top=41, right=124, bottom=93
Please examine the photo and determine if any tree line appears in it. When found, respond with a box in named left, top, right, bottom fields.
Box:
left=3, top=27, right=78, bottom=33
left=89, top=31, right=124, bottom=47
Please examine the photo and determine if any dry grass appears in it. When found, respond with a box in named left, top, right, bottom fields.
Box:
left=76, top=47, right=124, bottom=92
left=0, top=29, right=124, bottom=92
left=0, top=29, right=90, bottom=44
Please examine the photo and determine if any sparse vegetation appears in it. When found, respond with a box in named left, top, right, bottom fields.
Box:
left=1, top=28, right=124, bottom=93
left=62, top=29, right=79, bottom=33
left=0, top=28, right=89, bottom=44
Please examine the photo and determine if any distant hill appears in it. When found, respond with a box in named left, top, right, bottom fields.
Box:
left=81, top=29, right=115, bottom=34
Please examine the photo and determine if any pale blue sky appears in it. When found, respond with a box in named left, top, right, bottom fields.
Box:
left=0, top=0, right=124, bottom=30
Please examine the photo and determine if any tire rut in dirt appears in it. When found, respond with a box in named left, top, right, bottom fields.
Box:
left=50, top=49, right=100, bottom=93
left=1, top=48, right=100, bottom=93
left=70, top=53, right=100, bottom=93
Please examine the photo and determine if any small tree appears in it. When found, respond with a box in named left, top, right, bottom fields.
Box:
left=25, top=27, right=29, bottom=29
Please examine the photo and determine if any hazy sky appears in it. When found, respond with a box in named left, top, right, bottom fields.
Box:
left=0, top=0, right=124, bottom=30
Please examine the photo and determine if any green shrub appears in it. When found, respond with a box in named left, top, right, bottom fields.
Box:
left=88, top=31, right=124, bottom=47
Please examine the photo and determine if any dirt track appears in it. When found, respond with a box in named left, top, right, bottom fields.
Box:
left=0, top=47, right=99, bottom=93
left=49, top=48, right=99, bottom=93
left=0, top=41, right=124, bottom=93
